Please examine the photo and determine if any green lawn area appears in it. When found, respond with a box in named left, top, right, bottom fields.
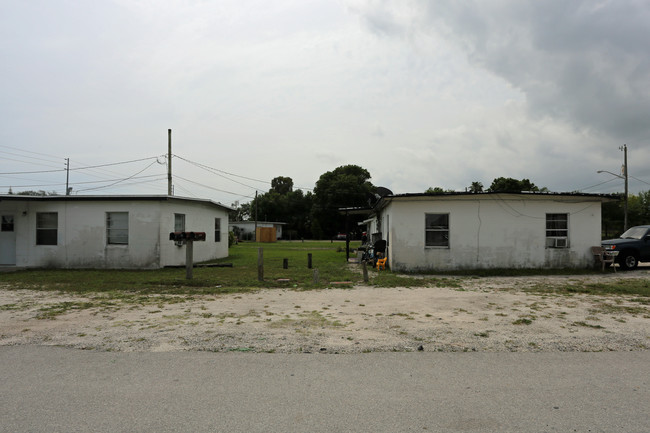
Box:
left=0, top=240, right=648, bottom=298
left=0, top=241, right=370, bottom=295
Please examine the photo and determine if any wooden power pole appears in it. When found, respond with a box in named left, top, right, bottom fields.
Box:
left=168, top=129, right=173, bottom=196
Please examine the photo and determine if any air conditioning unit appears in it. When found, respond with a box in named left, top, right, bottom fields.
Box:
left=553, top=238, right=568, bottom=248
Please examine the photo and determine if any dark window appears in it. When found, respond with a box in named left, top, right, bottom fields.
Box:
left=215, top=218, right=221, bottom=242
left=107, top=212, right=129, bottom=245
left=1, top=215, right=14, bottom=232
left=36, top=212, right=58, bottom=245
left=425, top=213, right=449, bottom=247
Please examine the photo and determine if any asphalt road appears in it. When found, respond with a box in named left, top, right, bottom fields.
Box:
left=1, top=347, right=648, bottom=432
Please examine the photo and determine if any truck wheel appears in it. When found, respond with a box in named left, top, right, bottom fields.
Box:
left=618, top=252, right=639, bottom=270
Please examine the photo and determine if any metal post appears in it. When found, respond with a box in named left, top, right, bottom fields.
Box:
left=185, top=239, right=193, bottom=280
left=622, top=144, right=628, bottom=231
left=283, top=258, right=288, bottom=269
left=257, top=247, right=264, bottom=281
left=313, top=268, right=319, bottom=284
left=345, top=208, right=350, bottom=262
left=65, top=158, right=70, bottom=195
left=254, top=191, right=258, bottom=241
left=307, top=253, right=312, bottom=269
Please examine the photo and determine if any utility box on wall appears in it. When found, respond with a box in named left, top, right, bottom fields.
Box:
left=256, top=227, right=276, bottom=243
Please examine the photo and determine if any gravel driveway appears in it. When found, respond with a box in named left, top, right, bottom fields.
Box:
left=1, top=270, right=648, bottom=353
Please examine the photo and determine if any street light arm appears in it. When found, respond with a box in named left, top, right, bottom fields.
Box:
left=597, top=170, right=624, bottom=179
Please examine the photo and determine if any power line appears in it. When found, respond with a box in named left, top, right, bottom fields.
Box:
left=575, top=177, right=620, bottom=192
left=629, top=175, right=650, bottom=186
left=173, top=174, right=255, bottom=199
left=0, top=144, right=61, bottom=160
left=76, top=160, right=160, bottom=192
left=0, top=156, right=161, bottom=175
left=172, top=154, right=313, bottom=193
left=173, top=154, right=269, bottom=184
left=1, top=174, right=166, bottom=190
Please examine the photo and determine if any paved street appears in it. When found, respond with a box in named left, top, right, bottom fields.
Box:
left=1, top=347, right=648, bottom=432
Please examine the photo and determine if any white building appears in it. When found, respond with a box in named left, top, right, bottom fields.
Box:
left=0, top=195, right=230, bottom=269
left=365, top=192, right=616, bottom=271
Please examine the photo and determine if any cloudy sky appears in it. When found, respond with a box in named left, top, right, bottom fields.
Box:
left=1, top=0, right=649, bottom=206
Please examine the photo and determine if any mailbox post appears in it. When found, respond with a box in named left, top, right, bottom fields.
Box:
left=169, top=232, right=207, bottom=279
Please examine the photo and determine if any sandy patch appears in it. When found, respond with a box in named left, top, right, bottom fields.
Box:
left=1, top=272, right=648, bottom=353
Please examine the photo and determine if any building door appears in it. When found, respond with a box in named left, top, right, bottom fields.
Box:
left=0, top=215, right=16, bottom=265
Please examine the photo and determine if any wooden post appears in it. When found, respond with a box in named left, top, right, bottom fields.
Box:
left=283, top=258, right=288, bottom=269
left=258, top=247, right=264, bottom=281
left=185, top=239, right=193, bottom=280
left=313, top=268, right=319, bottom=284
left=362, top=262, right=368, bottom=283
left=168, top=129, right=172, bottom=196
left=307, top=253, right=312, bottom=269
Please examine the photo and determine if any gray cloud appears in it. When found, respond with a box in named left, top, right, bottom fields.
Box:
left=419, top=1, right=650, bottom=141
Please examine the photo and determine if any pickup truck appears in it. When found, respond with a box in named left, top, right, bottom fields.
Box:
left=601, top=225, right=650, bottom=270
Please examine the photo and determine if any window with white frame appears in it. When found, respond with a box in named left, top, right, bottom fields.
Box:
left=106, top=212, right=129, bottom=245
left=546, top=213, right=568, bottom=248
left=36, top=212, right=58, bottom=245
left=425, top=213, right=449, bottom=248
left=174, top=213, right=185, bottom=232
left=215, top=218, right=221, bottom=242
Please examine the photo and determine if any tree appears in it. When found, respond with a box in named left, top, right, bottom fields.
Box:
left=425, top=187, right=445, bottom=194
left=487, top=177, right=539, bottom=192
left=15, top=190, right=59, bottom=196
left=270, top=176, right=293, bottom=195
left=469, top=181, right=483, bottom=193
left=242, top=177, right=314, bottom=239
left=312, top=165, right=375, bottom=239
left=601, top=190, right=650, bottom=238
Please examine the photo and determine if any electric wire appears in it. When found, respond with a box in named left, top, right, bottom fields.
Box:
left=76, top=160, right=160, bottom=192
left=173, top=154, right=269, bottom=185
left=0, top=156, right=161, bottom=175
left=173, top=174, right=255, bottom=199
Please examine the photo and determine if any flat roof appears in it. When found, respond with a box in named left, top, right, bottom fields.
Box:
left=0, top=194, right=233, bottom=210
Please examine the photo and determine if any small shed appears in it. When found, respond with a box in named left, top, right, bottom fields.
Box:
left=229, top=221, right=285, bottom=241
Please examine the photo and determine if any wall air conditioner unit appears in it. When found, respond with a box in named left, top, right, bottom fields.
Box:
left=553, top=238, right=568, bottom=248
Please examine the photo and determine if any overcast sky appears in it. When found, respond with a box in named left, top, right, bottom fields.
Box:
left=1, top=0, right=649, bottom=206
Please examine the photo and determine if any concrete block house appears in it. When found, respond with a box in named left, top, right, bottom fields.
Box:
left=362, top=192, right=616, bottom=271
left=0, top=195, right=230, bottom=269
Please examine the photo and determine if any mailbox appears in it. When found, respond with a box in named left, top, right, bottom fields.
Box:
left=169, top=231, right=206, bottom=241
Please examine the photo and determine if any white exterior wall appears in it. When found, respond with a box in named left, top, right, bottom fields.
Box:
left=0, top=198, right=229, bottom=269
left=383, top=195, right=603, bottom=271
left=159, top=201, right=229, bottom=267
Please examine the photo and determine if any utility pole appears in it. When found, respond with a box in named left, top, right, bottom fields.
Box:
left=167, top=129, right=173, bottom=196
left=597, top=144, right=629, bottom=233
left=65, top=158, right=70, bottom=195
left=620, top=144, right=628, bottom=231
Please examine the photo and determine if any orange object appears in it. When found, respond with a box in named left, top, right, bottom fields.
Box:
left=376, top=257, right=387, bottom=270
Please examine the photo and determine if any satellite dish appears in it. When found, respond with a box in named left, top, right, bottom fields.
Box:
left=376, top=187, right=393, bottom=197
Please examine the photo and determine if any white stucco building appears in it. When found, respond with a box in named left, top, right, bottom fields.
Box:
left=364, top=192, right=616, bottom=271
left=0, top=195, right=230, bottom=269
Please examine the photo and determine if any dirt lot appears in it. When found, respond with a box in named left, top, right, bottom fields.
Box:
left=1, top=270, right=649, bottom=353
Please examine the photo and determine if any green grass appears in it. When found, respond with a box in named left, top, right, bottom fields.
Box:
left=1, top=241, right=649, bottom=300
left=0, top=241, right=364, bottom=294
